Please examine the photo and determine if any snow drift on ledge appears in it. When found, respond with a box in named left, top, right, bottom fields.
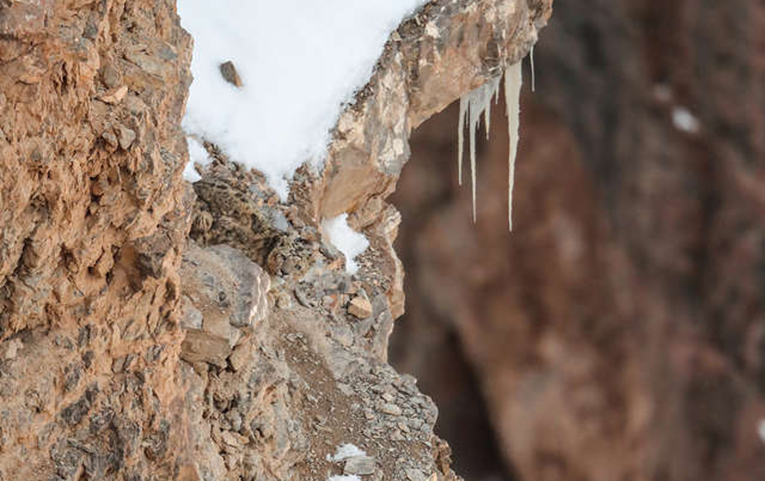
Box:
left=178, top=0, right=427, bottom=199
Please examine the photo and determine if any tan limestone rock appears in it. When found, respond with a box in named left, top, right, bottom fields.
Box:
left=348, top=296, right=373, bottom=319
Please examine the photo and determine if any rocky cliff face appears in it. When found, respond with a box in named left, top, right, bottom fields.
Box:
left=0, top=1, right=193, bottom=478
left=0, top=1, right=551, bottom=480
left=391, top=1, right=765, bottom=480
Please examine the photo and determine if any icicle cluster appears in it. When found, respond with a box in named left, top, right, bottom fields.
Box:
left=457, top=61, right=524, bottom=230
left=457, top=75, right=501, bottom=221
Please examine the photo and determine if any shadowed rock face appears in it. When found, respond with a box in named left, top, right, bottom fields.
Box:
left=391, top=1, right=765, bottom=480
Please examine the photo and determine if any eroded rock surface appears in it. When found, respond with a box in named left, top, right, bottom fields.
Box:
left=183, top=160, right=454, bottom=480
left=0, top=1, right=193, bottom=479
left=0, top=0, right=552, bottom=479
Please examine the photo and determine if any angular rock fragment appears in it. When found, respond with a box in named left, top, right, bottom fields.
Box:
left=344, top=455, right=376, bottom=476
left=117, top=125, right=136, bottom=150
left=181, top=242, right=270, bottom=332
left=380, top=403, right=402, bottom=416
left=180, top=329, right=231, bottom=368
left=101, top=130, right=118, bottom=148
left=348, top=296, right=373, bottom=319
left=100, top=85, right=128, bottom=104
left=219, top=61, right=243, bottom=87
left=180, top=297, right=203, bottom=330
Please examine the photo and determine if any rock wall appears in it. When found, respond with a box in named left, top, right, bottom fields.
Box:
left=391, top=1, right=765, bottom=480
left=0, top=0, right=551, bottom=479
left=0, top=1, right=193, bottom=478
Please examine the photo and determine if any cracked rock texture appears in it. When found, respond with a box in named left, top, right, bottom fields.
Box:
left=0, top=0, right=551, bottom=479
left=0, top=1, right=193, bottom=479
left=391, top=1, right=765, bottom=481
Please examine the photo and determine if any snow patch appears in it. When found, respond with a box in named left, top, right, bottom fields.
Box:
left=672, top=107, right=700, bottom=134
left=322, top=216, right=370, bottom=275
left=178, top=0, right=427, bottom=198
left=328, top=476, right=361, bottom=481
left=183, top=137, right=213, bottom=182
left=326, top=443, right=367, bottom=463
left=270, top=210, right=290, bottom=232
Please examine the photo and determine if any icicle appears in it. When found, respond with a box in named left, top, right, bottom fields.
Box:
left=484, top=77, right=501, bottom=140
left=484, top=101, right=492, bottom=140
left=504, top=62, right=522, bottom=231
left=458, top=97, right=466, bottom=185
left=530, top=45, right=536, bottom=93
left=454, top=58, right=526, bottom=230
left=469, top=94, right=478, bottom=222
left=455, top=76, right=501, bottom=222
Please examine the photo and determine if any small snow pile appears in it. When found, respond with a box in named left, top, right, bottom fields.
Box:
left=178, top=0, right=427, bottom=197
left=758, top=419, right=765, bottom=444
left=672, top=107, right=700, bottom=134
left=183, top=137, right=213, bottom=182
left=327, top=476, right=361, bottom=481
left=326, top=443, right=367, bottom=463
left=322, top=215, right=370, bottom=275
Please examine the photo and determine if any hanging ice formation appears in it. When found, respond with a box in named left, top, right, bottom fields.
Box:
left=457, top=59, right=524, bottom=230
left=504, top=61, right=522, bottom=231
left=530, top=45, right=536, bottom=92
left=457, top=75, right=501, bottom=221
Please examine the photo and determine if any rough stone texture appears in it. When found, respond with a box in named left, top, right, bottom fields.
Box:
left=293, top=0, right=552, bottom=321
left=185, top=160, right=458, bottom=481
left=391, top=1, right=765, bottom=480
left=0, top=1, right=193, bottom=479
left=0, top=0, right=552, bottom=480
left=306, top=0, right=551, bottom=219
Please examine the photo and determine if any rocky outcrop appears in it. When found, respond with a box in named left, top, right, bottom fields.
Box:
left=391, top=1, right=765, bottom=480
left=295, top=0, right=552, bottom=321
left=0, top=0, right=551, bottom=480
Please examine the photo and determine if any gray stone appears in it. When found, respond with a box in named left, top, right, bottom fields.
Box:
left=380, top=403, right=402, bottom=416
left=180, top=296, right=203, bottom=330
left=180, top=329, right=231, bottom=368
left=101, top=130, right=118, bottom=148
left=180, top=243, right=270, bottom=346
left=117, top=125, right=136, bottom=150
left=207, top=244, right=270, bottom=327
left=344, top=455, right=376, bottom=476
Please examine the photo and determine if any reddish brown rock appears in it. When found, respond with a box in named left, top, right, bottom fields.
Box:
left=391, top=1, right=765, bottom=480
left=0, top=1, right=193, bottom=479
